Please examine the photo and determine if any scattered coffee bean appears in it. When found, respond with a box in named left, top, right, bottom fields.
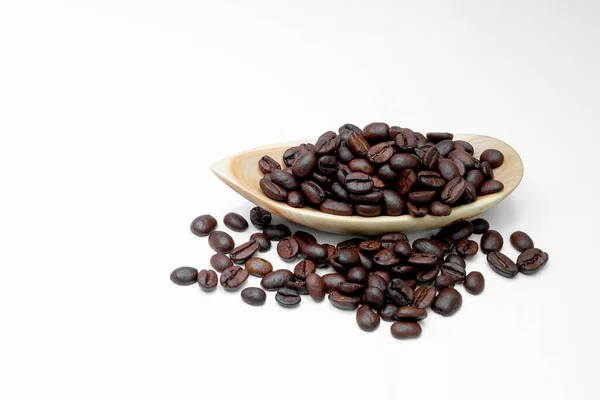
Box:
left=229, top=240, right=260, bottom=264
left=170, top=266, right=198, bottom=286
left=487, top=251, right=518, bottom=278
left=223, top=212, right=248, bottom=232
left=276, top=287, right=301, bottom=307
left=261, top=269, right=295, bottom=291
left=472, top=218, right=490, bottom=234
left=306, top=273, right=326, bottom=301
left=356, top=305, right=381, bottom=331
left=190, top=214, right=217, bottom=236
left=245, top=258, right=273, bottom=277
left=322, top=273, right=347, bottom=293
left=434, top=274, right=456, bottom=290
left=197, top=269, right=218, bottom=291
left=328, top=291, right=361, bottom=310
left=479, top=180, right=504, bottom=195
left=294, top=260, right=316, bottom=280
left=517, top=248, right=549, bottom=275
left=208, top=231, right=235, bottom=253
left=510, top=231, right=535, bottom=252
left=480, top=149, right=504, bottom=168
left=455, top=238, right=479, bottom=257
left=413, top=286, right=437, bottom=308
left=277, top=236, right=300, bottom=260
left=394, top=306, right=428, bottom=321
left=249, top=207, right=272, bottom=229
left=250, top=232, right=271, bottom=252
left=391, top=321, right=422, bottom=339
left=263, top=224, right=291, bottom=241
left=464, top=271, right=485, bottom=295
left=241, top=287, right=266, bottom=306
left=210, top=253, right=233, bottom=272
left=481, top=230, right=504, bottom=253
left=220, top=266, right=249, bottom=290
left=432, top=288, right=462, bottom=316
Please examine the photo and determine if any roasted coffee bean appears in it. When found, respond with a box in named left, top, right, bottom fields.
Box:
left=421, top=146, right=440, bottom=169
left=336, top=163, right=352, bottom=184
left=373, top=249, right=400, bottom=267
left=367, top=142, right=394, bottom=164
left=445, top=254, right=466, bottom=267
left=313, top=172, right=331, bottom=187
left=263, top=224, right=291, bottom=241
left=441, top=176, right=467, bottom=204
left=390, top=153, right=421, bottom=170
left=170, top=266, right=198, bottom=286
left=438, top=220, right=474, bottom=243
left=479, top=180, right=504, bottom=195
left=404, top=279, right=417, bottom=290
left=220, top=266, right=249, bottom=290
left=389, top=242, right=411, bottom=261
left=197, top=269, right=218, bottom=291
left=337, top=238, right=364, bottom=251
left=347, top=132, right=370, bottom=157
left=305, top=273, right=326, bottom=301
left=480, top=149, right=504, bottom=168
left=363, top=122, right=390, bottom=143
left=250, top=233, right=271, bottom=252
left=283, top=280, right=308, bottom=295
left=300, top=181, right=325, bottom=205
left=271, top=169, right=298, bottom=190
left=315, top=131, right=339, bottom=155
left=396, top=169, right=417, bottom=195
left=413, top=286, right=436, bottom=308
left=412, top=238, right=445, bottom=259
left=210, top=253, right=233, bottom=272
left=432, top=288, right=462, bottom=316
left=481, top=230, right=503, bottom=253
left=394, top=129, right=417, bottom=151
left=320, top=199, right=353, bottom=216
left=359, top=240, right=381, bottom=254
left=258, top=155, right=281, bottom=174
left=339, top=123, right=362, bottom=135
left=379, top=303, right=398, bottom=322
left=434, top=274, right=456, bottom=290
left=435, top=139, right=455, bottom=157
left=453, top=140, right=474, bottom=154
left=487, top=251, right=518, bottom=278
left=407, top=202, right=428, bottom=218
left=440, top=262, right=466, bottom=283
left=230, top=240, right=260, bottom=264
left=407, top=253, right=438, bottom=267
left=367, top=274, right=388, bottom=292
left=245, top=257, right=273, bottom=277
left=277, top=236, right=300, bottom=260
left=464, top=271, right=485, bottom=295
left=355, top=204, right=381, bottom=217
left=408, top=190, right=437, bottom=204
left=298, top=143, right=316, bottom=154
left=438, top=158, right=460, bottom=181
left=331, top=248, right=361, bottom=268
left=362, top=287, right=386, bottom=309
left=391, top=321, right=422, bottom=339
left=395, top=306, right=428, bottom=321
left=465, top=169, right=484, bottom=190
left=356, top=305, right=381, bottom=331
left=345, top=172, right=373, bottom=194
left=349, top=189, right=383, bottom=204
left=291, top=230, right=315, bottom=247
left=299, top=243, right=327, bottom=264
left=190, top=214, right=217, bottom=237
left=345, top=266, right=367, bottom=284
left=454, top=159, right=466, bottom=176
left=275, top=287, right=301, bottom=307
left=449, top=150, right=476, bottom=169
left=427, top=132, right=453, bottom=143
left=283, top=146, right=299, bottom=167
left=461, top=182, right=478, bottom=203
left=391, top=265, right=418, bottom=278
left=241, top=287, right=266, bottom=306
left=328, top=291, right=361, bottom=310
left=455, top=238, right=479, bottom=257
left=322, top=273, right=347, bottom=293
left=337, top=146, right=355, bottom=163
left=208, top=231, right=235, bottom=253
left=387, top=279, right=414, bottom=306
left=372, top=270, right=391, bottom=285
left=472, top=218, right=490, bottom=234
left=416, top=265, right=439, bottom=285
left=517, top=248, right=549, bottom=275
left=260, top=178, right=287, bottom=201
left=510, top=231, right=535, bottom=252
left=316, top=155, right=339, bottom=176
left=429, top=201, right=452, bottom=216
left=381, top=233, right=408, bottom=249
left=330, top=182, right=350, bottom=201
left=337, top=282, right=366, bottom=296
left=261, top=269, right=295, bottom=291
left=480, top=161, right=494, bottom=180
left=249, top=207, right=272, bottom=229
left=293, top=260, right=316, bottom=280
left=291, top=151, right=317, bottom=178
left=223, top=212, right=248, bottom=232
left=379, top=190, right=404, bottom=216
left=377, top=164, right=398, bottom=181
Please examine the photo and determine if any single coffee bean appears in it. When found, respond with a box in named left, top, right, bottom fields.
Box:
left=337, top=146, right=355, bottom=163
left=345, top=172, right=373, bottom=194
left=328, top=291, right=361, bottom=310
left=230, top=240, right=260, bottom=264
left=249, top=207, right=272, bottom=229
left=346, top=266, right=368, bottom=284
left=435, top=139, right=455, bottom=157
left=258, top=155, right=281, bottom=174
left=471, top=218, right=490, bottom=234
left=373, top=249, right=400, bottom=267
left=454, top=140, right=474, bottom=154
left=413, top=238, right=445, bottom=259
left=372, top=175, right=386, bottom=189
left=407, top=253, right=438, bottom=267
left=339, top=123, right=362, bottom=135
left=437, top=158, right=460, bottom=181
left=283, top=146, right=299, bottom=167
left=455, top=238, right=479, bottom=257
left=320, top=199, right=353, bottom=216
left=380, top=233, right=408, bottom=249
left=293, top=260, right=316, bottom=280
left=440, top=262, right=466, bottom=283
left=367, top=274, right=388, bottom=291
left=432, top=287, right=462, bottom=316
left=445, top=253, right=466, bottom=267
left=275, top=287, right=301, bottom=307
left=336, top=163, right=351, bottom=184
left=449, top=150, right=476, bottom=169
left=355, top=204, right=381, bottom=217
left=381, top=190, right=405, bottom=216
left=260, top=178, right=287, bottom=201
left=330, top=181, right=350, bottom=201
left=416, top=265, right=440, bottom=285
left=408, top=190, right=437, bottom=204
left=387, top=279, right=414, bottom=306
left=356, top=305, right=381, bottom=331
left=210, top=253, right=233, bottom=272
left=441, top=176, right=467, bottom=204
left=277, top=236, right=300, bottom=260
left=220, top=266, right=249, bottom=290
left=481, top=230, right=503, bottom=253
left=427, top=132, right=453, bottom=143
left=480, top=161, right=494, bottom=180
left=271, top=169, right=299, bottom=190
left=241, top=287, right=266, bottom=306
left=390, top=153, right=421, bottom=170
left=245, top=257, right=273, bottom=277
left=170, top=266, right=198, bottom=286
left=315, top=131, right=339, bottom=155
left=413, top=286, right=436, bottom=308
left=337, top=282, right=366, bottom=296
left=292, top=151, right=317, bottom=178
left=347, top=132, right=371, bottom=158
left=395, top=306, right=428, bottom=321
left=377, top=164, right=398, bottom=181
left=359, top=240, right=381, bottom=254
left=463, top=271, right=485, bottom=295
left=305, top=273, right=326, bottom=301
left=190, top=214, right=217, bottom=236
left=510, top=231, right=535, bottom=252
left=394, top=129, right=417, bottom=151
left=396, top=169, right=417, bottom=195
left=407, top=202, right=428, bottom=218
left=465, top=169, right=484, bottom=190
left=391, top=321, right=422, bottom=339
left=517, top=248, right=549, bottom=275
left=480, top=149, right=504, bottom=168
left=421, top=146, right=440, bottom=169
left=283, top=279, right=308, bottom=295
left=454, top=159, right=466, bottom=176
left=429, top=201, right=452, bottom=216
left=298, top=143, right=316, bottom=154
left=299, top=244, right=328, bottom=264
left=479, top=180, right=504, bottom=195
left=461, top=182, right=478, bottom=203
left=208, top=231, right=235, bottom=253
left=349, top=189, right=383, bottom=204
left=392, top=241, right=412, bottom=259
left=197, top=269, right=218, bottom=291
left=300, top=181, right=325, bottom=205
left=363, top=287, right=386, bottom=309
left=379, top=303, right=398, bottom=322
left=437, top=220, right=474, bottom=243
left=222, top=213, right=247, bottom=233
left=487, top=251, right=518, bottom=278
left=434, top=274, right=456, bottom=290
left=322, top=273, right=347, bottom=293
left=250, top=232, right=271, bottom=252
left=363, top=122, right=390, bottom=143
left=367, top=141, right=394, bottom=164
left=391, top=265, right=417, bottom=279
left=261, top=269, right=295, bottom=291
left=263, top=224, right=291, bottom=241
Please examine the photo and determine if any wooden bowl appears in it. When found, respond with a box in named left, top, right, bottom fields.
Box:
left=211, top=134, right=523, bottom=234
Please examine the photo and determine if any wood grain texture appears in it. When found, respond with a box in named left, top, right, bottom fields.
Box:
left=211, top=134, right=523, bottom=234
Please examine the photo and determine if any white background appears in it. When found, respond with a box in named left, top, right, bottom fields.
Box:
left=1, top=1, right=599, bottom=399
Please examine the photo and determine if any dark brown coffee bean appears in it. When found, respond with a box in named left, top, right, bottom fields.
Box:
left=435, top=139, right=455, bottom=157
left=432, top=287, right=462, bottom=316
left=487, top=251, right=518, bottom=278
left=321, top=273, right=347, bottom=293
left=299, top=143, right=316, bottom=154
left=509, top=231, right=534, bottom=252
left=349, top=189, right=383, bottom=204
left=378, top=303, right=397, bottom=322
left=440, top=262, right=466, bottom=283
left=455, top=238, right=479, bottom=257
left=461, top=182, right=478, bottom=203
left=380, top=233, right=408, bottom=249
left=445, top=253, right=466, bottom=267
left=339, top=123, right=362, bottom=135
left=367, top=274, right=387, bottom=291
left=283, top=280, right=308, bottom=295
left=417, top=171, right=446, bottom=190
left=429, top=200, right=452, bottom=216
left=299, top=181, right=324, bottom=205
left=480, top=149, right=504, bottom=168
left=223, top=212, right=248, bottom=232
left=355, top=204, right=381, bottom=217
left=263, top=224, right=291, bottom=241
left=335, top=163, right=351, bottom=184
left=427, top=132, right=453, bottom=143
left=413, top=286, right=436, bottom=308
left=369, top=175, right=386, bottom=190
left=377, top=164, right=398, bottom=181
left=407, top=202, right=428, bottom=217
left=471, top=218, right=489, bottom=234
left=437, top=158, right=460, bottom=181
left=379, top=190, right=404, bottom=216
left=245, top=257, right=273, bottom=277
left=480, top=161, right=494, bottom=180
left=336, top=146, right=355, bottom=163
left=437, top=220, right=474, bottom=243
left=407, top=253, right=438, bottom=267
left=261, top=269, right=295, bottom=291
left=337, top=282, right=365, bottom=296
left=416, top=265, right=440, bottom=285
left=170, top=266, right=198, bottom=286
left=249, top=207, right=271, bottom=229
left=421, top=146, right=440, bottom=169
left=394, top=129, right=417, bottom=151
left=361, top=287, right=384, bottom=310
left=408, top=190, right=437, bottom=204
left=343, top=267, right=366, bottom=285
left=358, top=240, right=381, bottom=255
left=449, top=150, right=476, bottom=169
left=454, top=159, right=466, bottom=176
left=348, top=158, right=375, bottom=175
left=305, top=273, right=326, bottom=301
left=293, top=260, right=316, bottom=280
left=481, top=230, right=503, bottom=253
left=283, top=147, right=299, bottom=167
left=465, top=169, right=484, bottom=190
left=197, top=269, right=218, bottom=291
left=260, top=178, right=287, bottom=201
left=248, top=233, right=270, bottom=253
left=337, top=238, right=364, bottom=251
left=277, top=236, right=300, bottom=260
left=318, top=199, right=351, bottom=216
left=394, top=306, right=428, bottom=321
left=517, top=248, right=549, bottom=275
left=271, top=169, right=298, bottom=190
left=363, top=122, right=390, bottom=143
left=372, top=249, right=400, bottom=267
left=441, top=176, right=467, bottom=204
left=391, top=321, right=422, bottom=339
left=479, top=180, right=504, bottom=195
left=328, top=291, right=361, bottom=310
left=391, top=265, right=417, bottom=279
left=230, top=240, right=260, bottom=264
left=241, top=287, right=266, bottom=306
left=347, top=132, right=371, bottom=157
left=356, top=305, right=381, bottom=331
left=291, top=151, right=317, bottom=178
left=190, top=214, right=217, bottom=237
left=464, top=271, right=485, bottom=295
left=396, top=169, right=417, bottom=195
left=413, top=239, right=445, bottom=259
left=345, top=172, right=373, bottom=194
left=208, top=231, right=235, bottom=253
left=387, top=279, right=413, bottom=306
left=258, top=155, right=281, bottom=174
left=276, top=287, right=301, bottom=307
left=314, top=131, right=339, bottom=155
left=210, top=253, right=233, bottom=272
left=392, top=241, right=412, bottom=260
left=453, top=140, right=474, bottom=154
left=390, top=153, right=421, bottom=170
left=367, top=141, right=394, bottom=164
left=434, top=274, right=456, bottom=290
left=220, top=266, right=249, bottom=290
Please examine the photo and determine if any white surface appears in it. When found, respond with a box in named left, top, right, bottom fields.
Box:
left=0, top=1, right=599, bottom=399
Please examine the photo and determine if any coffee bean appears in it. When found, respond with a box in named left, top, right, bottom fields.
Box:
left=517, top=248, right=549, bottom=275
left=487, top=251, right=518, bottom=278
left=395, top=306, right=428, bottom=321
left=292, top=151, right=317, bottom=178
left=461, top=182, right=478, bottom=203
left=407, top=253, right=438, bottom=267
left=377, top=164, right=398, bottom=181
left=170, top=266, right=198, bottom=286
left=320, top=199, right=353, bottom=216
left=479, top=180, right=504, bottom=195
left=356, top=305, right=381, bottom=331
left=355, top=204, right=381, bottom=217
left=379, top=303, right=398, bottom=322
left=210, top=253, right=233, bottom=272
left=454, top=140, right=474, bottom=154
left=245, top=257, right=273, bottom=277
left=373, top=249, right=400, bottom=267
left=283, top=147, right=299, bottom=167
left=367, top=141, right=394, bottom=164
left=510, top=231, right=535, bottom=252
left=440, top=262, right=466, bottom=283
left=465, top=169, right=484, bottom=190
left=322, top=273, right=347, bottom=293
left=464, top=271, right=485, bottom=295
left=197, top=269, right=218, bottom=291
left=391, top=321, right=422, bottom=339
left=349, top=189, right=383, bottom=204
left=427, top=132, right=453, bottom=143
left=275, top=287, right=301, bottom=307
left=263, top=224, right=291, bottom=241
left=260, top=178, right=287, bottom=201
left=300, top=181, right=325, bottom=205
left=480, top=161, right=494, bottom=180
left=380, top=190, right=404, bottom=216
left=347, top=132, right=371, bottom=157
left=429, top=201, right=452, bottom=216
left=394, top=129, right=417, bottom=151
left=315, top=131, right=339, bottom=155
left=305, top=273, right=326, bottom=301
left=190, top=214, right=217, bottom=236
left=258, top=155, right=281, bottom=174
left=396, top=169, right=417, bottom=195
left=250, top=233, right=271, bottom=252
left=481, top=230, right=503, bottom=253
left=421, top=146, right=440, bottom=169
left=432, top=287, right=462, bottom=316
left=413, top=238, right=445, bottom=259
left=260, top=269, right=294, bottom=291
left=363, top=122, right=390, bottom=143
left=455, top=238, right=479, bottom=257
left=434, top=274, right=456, bottom=290
left=416, top=265, right=440, bottom=285
left=337, top=147, right=355, bottom=163
left=380, top=233, right=408, bottom=249
left=449, top=150, right=476, bottom=169
left=337, top=282, right=366, bottom=296
left=220, top=266, right=249, bottom=290
left=241, top=287, right=266, bottom=306
left=277, top=236, right=300, bottom=260
left=208, top=231, right=235, bottom=253
left=339, top=123, right=362, bottom=135
left=392, top=241, right=412, bottom=259
left=363, top=287, right=386, bottom=309
left=437, top=220, right=474, bottom=243
left=298, top=143, right=316, bottom=154
left=480, top=149, right=504, bottom=168
left=413, top=286, right=436, bottom=308
left=454, top=159, right=466, bottom=176
left=471, top=218, right=490, bottom=234
left=328, top=291, right=361, bottom=310
left=408, top=190, right=437, bottom=204
left=346, top=266, right=368, bottom=284
left=390, top=153, right=421, bottom=170
left=293, top=260, right=316, bottom=280
left=283, top=279, right=308, bottom=295
left=344, top=172, right=373, bottom=195
left=445, top=254, right=466, bottom=267
left=230, top=240, right=260, bottom=264
left=441, top=177, right=467, bottom=204
left=387, top=279, right=414, bottom=306
left=249, top=207, right=272, bottom=229
left=407, top=202, right=428, bottom=217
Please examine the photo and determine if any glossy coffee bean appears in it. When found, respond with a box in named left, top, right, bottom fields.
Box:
left=465, top=169, right=484, bottom=190
left=416, top=265, right=440, bottom=285
left=461, top=182, right=478, bottom=203
left=249, top=207, right=272, bottom=229
left=517, top=248, right=549, bottom=275
left=471, top=218, right=490, bottom=234
left=408, top=190, right=437, bottom=204
left=387, top=279, right=414, bottom=306
left=391, top=321, right=422, bottom=339
left=436, top=139, right=455, bottom=157
left=271, top=169, right=299, bottom=189
left=250, top=232, right=271, bottom=252
left=432, top=288, right=462, bottom=316
left=328, top=291, right=361, bottom=310
left=479, top=180, right=504, bottom=195
left=275, top=287, right=301, bottom=307
left=348, top=158, right=374, bottom=175
left=373, top=249, right=400, bottom=267
left=208, top=231, right=235, bottom=253
left=440, top=262, right=466, bottom=283
left=413, top=238, right=445, bottom=259
left=355, top=204, right=381, bottom=217
left=349, top=189, right=383, bottom=204
left=356, top=305, right=381, bottom=331
left=190, top=214, right=217, bottom=236
left=300, top=181, right=325, bottom=205
left=381, top=190, right=404, bottom=216
left=407, top=253, right=438, bottom=267
left=220, top=266, right=249, bottom=290
left=170, top=266, right=198, bottom=286
left=241, top=287, right=266, bottom=306
left=391, top=241, right=412, bottom=260
left=396, top=169, right=417, bottom=195
left=487, top=252, right=518, bottom=278
left=263, top=224, right=291, bottom=241
left=277, top=236, right=300, bottom=260
left=434, top=274, right=456, bottom=290
left=445, top=253, right=466, bottom=267
left=480, top=161, right=494, bottom=180
left=347, top=132, right=371, bottom=157
left=455, top=238, right=479, bottom=257
left=379, top=303, right=398, bottom=322
left=337, top=282, right=365, bottom=296
left=283, top=280, right=308, bottom=295
left=480, top=149, right=504, bottom=168
left=510, top=231, right=534, bottom=252
left=210, top=253, right=233, bottom=272
left=394, top=129, right=417, bottom=151
left=449, top=150, right=476, bottom=169
left=377, top=164, right=398, bottom=181
left=346, top=266, right=368, bottom=284
left=380, top=233, right=408, bottom=249
left=345, top=172, right=373, bottom=194
left=305, top=273, right=326, bottom=301
left=292, top=231, right=317, bottom=248
left=197, top=269, right=218, bottom=290
left=363, top=287, right=386, bottom=309
left=229, top=240, right=260, bottom=264
left=464, top=271, right=485, bottom=295
left=320, top=199, right=353, bottom=216
left=481, top=230, right=503, bottom=253
left=283, top=147, right=299, bottom=167
left=454, top=140, right=474, bottom=154
left=427, top=132, right=453, bottom=143
left=322, top=273, right=347, bottom=293
left=367, top=142, right=394, bottom=164
left=413, top=286, right=436, bottom=308
left=438, top=158, right=460, bottom=181
left=258, top=155, right=281, bottom=174
left=294, top=260, right=316, bottom=280
left=429, top=200, right=452, bottom=216
left=260, top=178, right=287, bottom=201
left=390, top=153, right=421, bottom=170
left=245, top=258, right=273, bottom=277
left=337, top=147, right=355, bottom=163
left=363, top=122, right=390, bottom=143
left=315, top=131, right=339, bottom=155
left=261, top=269, right=295, bottom=291
left=394, top=306, right=428, bottom=321
left=292, top=151, right=317, bottom=178
left=441, top=177, right=467, bottom=204
left=407, top=202, right=428, bottom=217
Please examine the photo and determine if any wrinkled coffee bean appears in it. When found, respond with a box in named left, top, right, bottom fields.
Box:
left=517, top=248, right=549, bottom=275
left=260, top=178, right=287, bottom=201
left=249, top=207, right=272, bottom=229
left=455, top=238, right=479, bottom=257
left=413, top=286, right=436, bottom=308
left=220, top=266, right=249, bottom=290
left=277, top=236, right=300, bottom=260
left=190, top=214, right=217, bottom=236
left=197, top=269, right=218, bottom=291
left=440, top=262, right=466, bottom=283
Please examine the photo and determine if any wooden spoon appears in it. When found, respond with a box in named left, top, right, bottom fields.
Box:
left=211, top=134, right=523, bottom=234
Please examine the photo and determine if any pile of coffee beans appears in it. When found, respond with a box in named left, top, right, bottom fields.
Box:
left=257, top=123, right=505, bottom=217
left=172, top=207, right=550, bottom=339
